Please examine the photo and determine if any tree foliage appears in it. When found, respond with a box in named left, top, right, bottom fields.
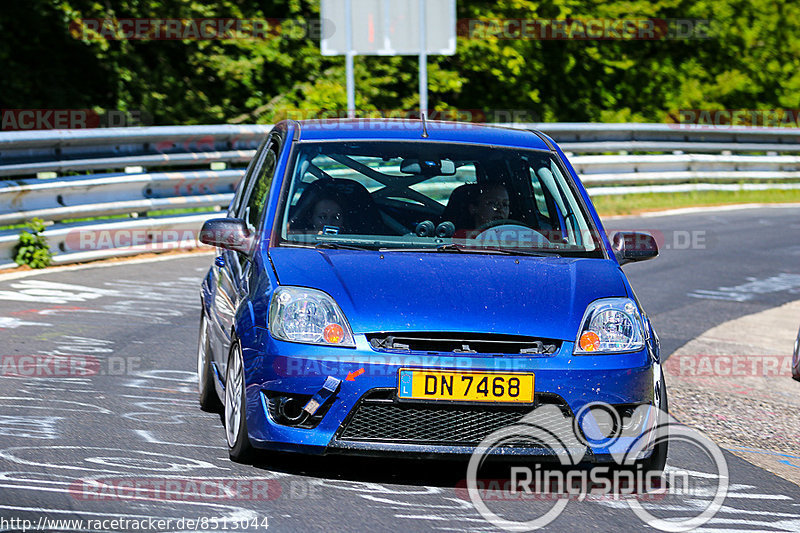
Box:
left=2, top=0, right=798, bottom=125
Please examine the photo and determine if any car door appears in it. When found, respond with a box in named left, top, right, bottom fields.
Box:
left=213, top=134, right=279, bottom=378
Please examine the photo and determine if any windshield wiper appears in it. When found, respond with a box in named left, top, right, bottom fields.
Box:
left=477, top=246, right=562, bottom=257
left=377, top=244, right=472, bottom=253
left=377, top=243, right=560, bottom=257
left=436, top=243, right=467, bottom=253
left=437, top=243, right=561, bottom=257
left=314, top=241, right=373, bottom=251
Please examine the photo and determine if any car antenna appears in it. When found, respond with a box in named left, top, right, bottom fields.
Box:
left=420, top=110, right=429, bottom=138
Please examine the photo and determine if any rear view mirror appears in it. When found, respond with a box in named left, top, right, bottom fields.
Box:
left=400, top=158, right=456, bottom=176
left=612, top=231, right=658, bottom=265
left=200, top=218, right=253, bottom=254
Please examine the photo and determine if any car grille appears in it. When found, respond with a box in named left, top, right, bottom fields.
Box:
left=337, top=389, right=577, bottom=447
left=365, top=332, right=560, bottom=355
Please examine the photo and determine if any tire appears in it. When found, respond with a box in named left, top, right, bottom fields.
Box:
left=197, top=311, right=221, bottom=412
left=224, top=339, right=255, bottom=462
left=636, top=373, right=669, bottom=477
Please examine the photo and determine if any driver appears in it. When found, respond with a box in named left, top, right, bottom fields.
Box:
left=469, top=183, right=510, bottom=228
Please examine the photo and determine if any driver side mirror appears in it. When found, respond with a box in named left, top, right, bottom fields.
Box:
left=612, top=231, right=658, bottom=266
left=199, top=218, right=254, bottom=254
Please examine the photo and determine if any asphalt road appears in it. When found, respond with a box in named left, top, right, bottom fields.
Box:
left=0, top=206, right=799, bottom=533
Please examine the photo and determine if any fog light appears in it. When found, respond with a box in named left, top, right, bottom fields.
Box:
left=277, top=397, right=305, bottom=424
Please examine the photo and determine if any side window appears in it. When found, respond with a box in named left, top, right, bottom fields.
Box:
left=243, top=141, right=278, bottom=234
left=230, top=138, right=268, bottom=217
left=529, top=169, right=551, bottom=219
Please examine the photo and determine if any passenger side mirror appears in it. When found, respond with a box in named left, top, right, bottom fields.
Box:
left=199, top=218, right=254, bottom=254
left=612, top=231, right=658, bottom=266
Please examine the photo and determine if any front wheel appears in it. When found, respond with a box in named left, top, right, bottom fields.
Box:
left=197, top=311, right=221, bottom=412
left=224, top=339, right=255, bottom=462
left=635, top=373, right=669, bottom=476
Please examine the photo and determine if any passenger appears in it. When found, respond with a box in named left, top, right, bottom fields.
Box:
left=310, top=197, right=344, bottom=233
left=290, top=184, right=347, bottom=234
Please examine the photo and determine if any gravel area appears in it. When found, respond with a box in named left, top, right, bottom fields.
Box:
left=664, top=299, right=800, bottom=486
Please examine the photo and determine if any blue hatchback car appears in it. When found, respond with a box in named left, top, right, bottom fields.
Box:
left=198, top=119, right=666, bottom=470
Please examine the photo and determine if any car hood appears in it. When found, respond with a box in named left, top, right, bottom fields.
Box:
left=267, top=248, right=628, bottom=341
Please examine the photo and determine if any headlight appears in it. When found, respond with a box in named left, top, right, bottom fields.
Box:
left=574, top=297, right=645, bottom=354
left=268, top=287, right=355, bottom=347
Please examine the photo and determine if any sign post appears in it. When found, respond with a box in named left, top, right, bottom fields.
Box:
left=321, top=0, right=456, bottom=118
left=344, top=0, right=355, bottom=117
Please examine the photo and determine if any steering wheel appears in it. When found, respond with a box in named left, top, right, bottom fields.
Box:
left=474, top=219, right=551, bottom=245
left=476, top=218, right=531, bottom=232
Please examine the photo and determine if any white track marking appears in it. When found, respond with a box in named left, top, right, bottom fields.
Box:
left=0, top=416, right=61, bottom=439
left=0, top=280, right=119, bottom=304
left=0, top=397, right=113, bottom=414
left=0, top=316, right=52, bottom=328
left=0, top=446, right=220, bottom=473
left=0, top=251, right=214, bottom=283
left=133, top=429, right=220, bottom=449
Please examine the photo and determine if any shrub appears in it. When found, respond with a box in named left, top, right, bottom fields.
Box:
left=14, top=218, right=53, bottom=268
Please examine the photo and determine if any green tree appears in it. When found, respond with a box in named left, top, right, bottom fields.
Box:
left=2, top=0, right=799, bottom=125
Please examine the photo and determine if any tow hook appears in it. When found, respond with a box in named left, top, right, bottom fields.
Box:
left=302, top=376, right=342, bottom=417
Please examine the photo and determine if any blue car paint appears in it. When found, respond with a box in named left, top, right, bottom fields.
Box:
left=240, top=328, right=654, bottom=454
left=200, top=119, right=662, bottom=458
left=267, top=248, right=627, bottom=340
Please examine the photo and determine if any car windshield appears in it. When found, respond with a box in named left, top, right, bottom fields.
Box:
left=277, top=141, right=604, bottom=257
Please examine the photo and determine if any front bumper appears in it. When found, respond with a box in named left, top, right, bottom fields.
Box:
left=237, top=327, right=660, bottom=461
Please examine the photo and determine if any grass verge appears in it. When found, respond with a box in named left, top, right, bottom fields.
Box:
left=590, top=188, right=800, bottom=216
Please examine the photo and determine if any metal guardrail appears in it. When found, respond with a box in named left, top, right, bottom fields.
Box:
left=0, top=170, right=241, bottom=225
left=1, top=122, right=799, bottom=269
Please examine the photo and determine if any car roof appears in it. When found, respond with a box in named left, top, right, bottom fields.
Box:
left=287, top=119, right=552, bottom=151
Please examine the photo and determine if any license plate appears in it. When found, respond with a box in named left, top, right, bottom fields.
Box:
left=397, top=369, right=534, bottom=404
